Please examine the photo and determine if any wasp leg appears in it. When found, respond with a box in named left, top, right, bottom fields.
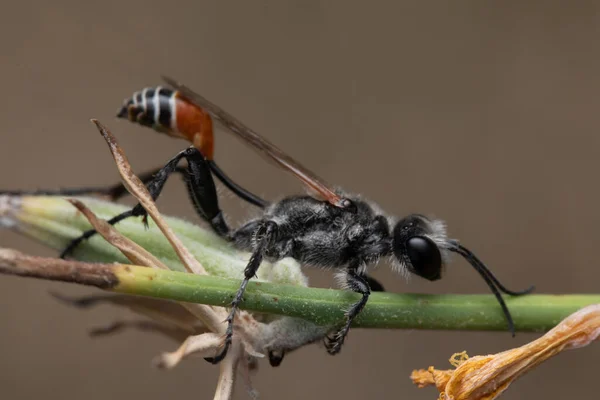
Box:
left=204, top=220, right=278, bottom=364
left=60, top=147, right=229, bottom=258
left=268, top=350, right=285, bottom=367
left=1, top=162, right=267, bottom=209
left=325, top=267, right=371, bottom=355
left=208, top=161, right=268, bottom=209
left=362, top=274, right=385, bottom=292
left=102, top=167, right=185, bottom=200
left=0, top=168, right=185, bottom=201
left=59, top=204, right=148, bottom=258
left=182, top=150, right=230, bottom=237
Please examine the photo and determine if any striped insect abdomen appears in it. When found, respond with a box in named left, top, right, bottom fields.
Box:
left=117, top=87, right=214, bottom=159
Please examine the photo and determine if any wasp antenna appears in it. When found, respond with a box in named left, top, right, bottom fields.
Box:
left=454, top=243, right=534, bottom=296
left=448, top=244, right=518, bottom=336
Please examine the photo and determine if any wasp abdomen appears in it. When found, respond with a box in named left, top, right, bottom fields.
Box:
left=117, top=86, right=214, bottom=159
left=117, top=87, right=176, bottom=132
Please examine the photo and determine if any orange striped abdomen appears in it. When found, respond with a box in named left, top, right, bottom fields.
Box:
left=117, top=87, right=215, bottom=160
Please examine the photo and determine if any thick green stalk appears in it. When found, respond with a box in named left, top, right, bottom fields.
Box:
left=115, top=266, right=600, bottom=331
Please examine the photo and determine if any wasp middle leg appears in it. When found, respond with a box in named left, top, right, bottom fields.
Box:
left=204, top=220, right=279, bottom=364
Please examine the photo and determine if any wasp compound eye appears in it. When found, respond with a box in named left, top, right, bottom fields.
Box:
left=406, top=236, right=442, bottom=281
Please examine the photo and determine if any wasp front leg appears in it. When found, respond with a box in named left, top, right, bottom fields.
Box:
left=325, top=266, right=371, bottom=355
left=59, top=148, right=202, bottom=258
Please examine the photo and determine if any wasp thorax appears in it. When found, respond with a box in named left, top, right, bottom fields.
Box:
left=392, top=214, right=443, bottom=281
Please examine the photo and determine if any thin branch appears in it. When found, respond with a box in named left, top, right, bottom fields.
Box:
left=1, top=248, right=599, bottom=332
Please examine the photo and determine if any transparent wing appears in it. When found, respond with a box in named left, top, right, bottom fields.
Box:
left=162, top=76, right=351, bottom=209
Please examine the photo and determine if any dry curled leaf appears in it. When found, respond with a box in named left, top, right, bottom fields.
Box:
left=411, top=304, right=600, bottom=399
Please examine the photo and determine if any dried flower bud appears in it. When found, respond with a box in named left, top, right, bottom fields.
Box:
left=411, top=304, right=600, bottom=399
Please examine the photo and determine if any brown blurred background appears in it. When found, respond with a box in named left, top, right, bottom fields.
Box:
left=1, top=1, right=599, bottom=399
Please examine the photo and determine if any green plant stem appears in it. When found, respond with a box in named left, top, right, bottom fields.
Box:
left=115, top=266, right=599, bottom=331
left=2, top=250, right=596, bottom=332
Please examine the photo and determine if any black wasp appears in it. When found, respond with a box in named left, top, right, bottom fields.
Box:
left=2, top=77, right=534, bottom=365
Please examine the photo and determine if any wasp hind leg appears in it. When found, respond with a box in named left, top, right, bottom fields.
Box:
left=207, top=160, right=268, bottom=209
left=325, top=267, right=371, bottom=355
left=60, top=147, right=230, bottom=258
left=0, top=168, right=185, bottom=201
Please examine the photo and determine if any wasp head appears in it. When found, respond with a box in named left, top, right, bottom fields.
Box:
left=391, top=214, right=449, bottom=281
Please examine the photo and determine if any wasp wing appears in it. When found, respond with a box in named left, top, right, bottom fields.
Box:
left=162, top=76, right=351, bottom=209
